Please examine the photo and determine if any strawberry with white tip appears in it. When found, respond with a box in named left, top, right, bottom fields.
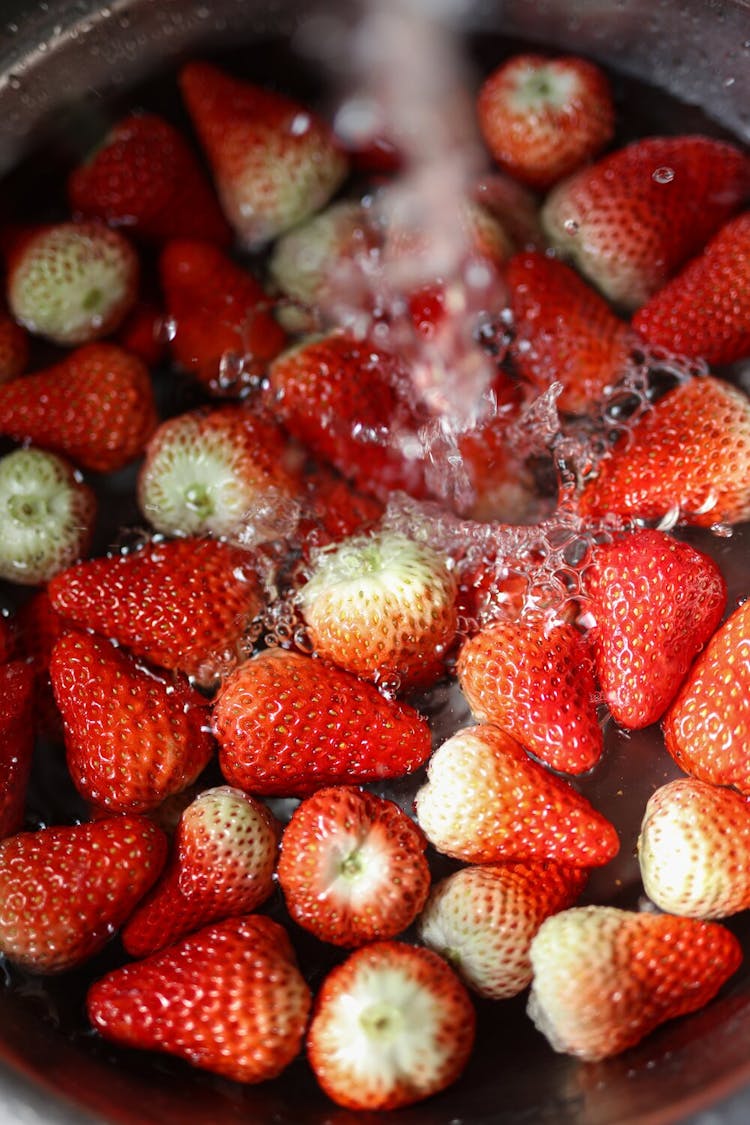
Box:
left=418, top=860, right=587, bottom=1000
left=298, top=530, right=458, bottom=690
left=638, top=778, right=750, bottom=919
left=527, top=905, right=742, bottom=1061
left=277, top=786, right=430, bottom=947
left=7, top=221, right=139, bottom=345
left=307, top=941, right=475, bottom=1111
left=0, top=447, right=96, bottom=585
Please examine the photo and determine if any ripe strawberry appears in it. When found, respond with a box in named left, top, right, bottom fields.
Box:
left=418, top=860, right=587, bottom=1000
left=478, top=54, right=614, bottom=189
left=307, top=940, right=475, bottom=1110
left=6, top=221, right=139, bottom=345
left=0, top=447, right=96, bottom=585
left=88, top=915, right=311, bottom=1083
left=527, top=905, right=742, bottom=1060
left=68, top=112, right=231, bottom=245
left=122, top=786, right=278, bottom=956
left=50, top=631, right=214, bottom=814
left=0, top=816, right=167, bottom=973
left=0, top=615, right=13, bottom=664
left=179, top=61, right=348, bottom=248
left=638, top=778, right=750, bottom=918
left=48, top=536, right=264, bottom=687
left=457, top=620, right=602, bottom=774
left=266, top=331, right=427, bottom=502
left=0, top=661, right=34, bottom=839
left=115, top=298, right=167, bottom=367
left=579, top=375, right=750, bottom=527
left=507, top=251, right=638, bottom=414
left=14, top=590, right=69, bottom=738
left=633, top=211, right=750, bottom=366
left=0, top=307, right=28, bottom=383
left=277, top=787, right=430, bottom=947
left=297, top=466, right=384, bottom=558
left=0, top=343, right=158, bottom=473
left=582, top=529, right=726, bottom=729
left=213, top=647, right=432, bottom=796
left=159, top=239, right=287, bottom=395
left=663, top=597, right=750, bottom=791
left=137, top=405, right=301, bottom=544
left=298, top=530, right=457, bottom=690
left=415, top=725, right=619, bottom=867
left=542, top=136, right=750, bottom=309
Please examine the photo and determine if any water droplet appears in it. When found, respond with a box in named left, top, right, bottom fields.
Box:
left=652, top=166, right=675, bottom=184
left=563, top=217, right=579, bottom=235
left=723, top=75, right=736, bottom=87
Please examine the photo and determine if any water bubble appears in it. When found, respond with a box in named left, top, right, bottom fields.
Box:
left=652, top=166, right=675, bottom=184
left=563, top=217, right=579, bottom=235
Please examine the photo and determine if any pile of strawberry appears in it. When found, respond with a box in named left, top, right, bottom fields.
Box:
left=0, top=48, right=749, bottom=1113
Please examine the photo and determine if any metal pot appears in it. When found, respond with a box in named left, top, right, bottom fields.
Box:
left=0, top=2, right=749, bottom=1122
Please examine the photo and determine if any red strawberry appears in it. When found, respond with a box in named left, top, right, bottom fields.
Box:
left=0, top=615, right=13, bottom=664
left=297, top=466, right=384, bottom=558
left=307, top=940, right=475, bottom=1110
left=0, top=816, right=167, bottom=973
left=7, top=221, right=139, bottom=345
left=527, top=905, right=742, bottom=1060
left=0, top=343, right=158, bottom=473
left=68, top=112, right=231, bottom=245
left=477, top=54, right=614, bottom=189
left=48, top=536, right=264, bottom=688
left=415, top=725, right=619, bottom=867
left=121, top=786, right=278, bottom=957
left=507, top=251, right=638, bottom=414
left=663, top=597, right=750, bottom=791
left=115, top=298, right=167, bottom=367
left=638, top=778, right=750, bottom=918
left=0, top=307, right=28, bottom=383
left=633, top=211, right=750, bottom=366
left=137, top=405, right=301, bottom=543
left=277, top=787, right=430, bottom=947
left=0, top=447, right=96, bottom=585
left=14, top=590, right=69, bottom=738
left=179, top=62, right=348, bottom=248
left=579, top=375, right=750, bottom=527
left=266, top=331, right=427, bottom=502
left=582, top=529, right=727, bottom=729
left=298, top=530, right=457, bottom=690
left=457, top=620, right=603, bottom=774
left=418, top=860, right=587, bottom=999
left=0, top=661, right=34, bottom=839
left=159, top=239, right=287, bottom=395
left=542, top=136, right=750, bottom=309
left=213, top=647, right=432, bottom=796
left=88, top=915, right=311, bottom=1083
left=50, top=632, right=214, bottom=814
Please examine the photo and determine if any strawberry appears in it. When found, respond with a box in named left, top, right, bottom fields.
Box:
left=297, top=466, right=384, bottom=558
left=579, top=375, right=750, bottom=527
left=50, top=631, right=214, bottom=814
left=0, top=447, right=96, bottom=585
left=6, top=221, right=139, bottom=345
left=68, top=112, right=231, bottom=246
left=0, top=816, right=167, bottom=973
left=0, top=343, right=158, bottom=473
left=456, top=620, right=603, bottom=774
left=159, top=239, right=287, bottom=395
left=638, top=778, right=750, bottom=918
left=297, top=530, right=457, bottom=691
left=663, top=597, right=750, bottom=791
left=0, top=661, right=34, bottom=839
left=179, top=61, right=349, bottom=248
left=473, top=171, right=545, bottom=252
left=0, top=615, right=13, bottom=664
left=581, top=529, right=726, bottom=729
left=121, top=786, right=278, bottom=957
left=527, top=905, right=742, bottom=1060
left=213, top=647, right=432, bottom=796
left=0, top=307, right=28, bottom=383
left=417, top=860, right=587, bottom=1000
left=507, top=251, right=638, bottom=415
left=137, top=405, right=301, bottom=544
left=415, top=725, right=619, bottom=867
left=48, top=536, right=264, bottom=688
left=542, top=136, right=750, bottom=309
left=277, top=786, right=430, bottom=947
left=14, top=590, right=69, bottom=738
left=633, top=211, right=750, bottom=366
left=477, top=54, right=614, bottom=189
left=307, top=940, right=475, bottom=1111
left=115, top=298, right=167, bottom=367
left=88, top=915, right=311, bottom=1083
left=266, top=331, right=427, bottom=502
